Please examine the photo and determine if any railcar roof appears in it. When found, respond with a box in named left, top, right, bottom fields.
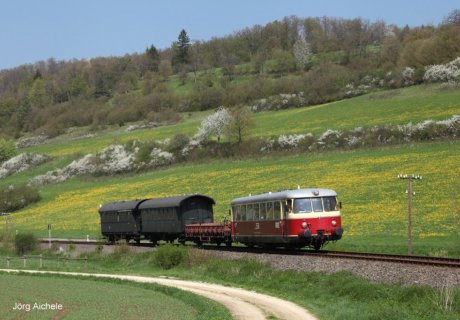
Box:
left=98, top=199, right=148, bottom=213
left=139, top=194, right=215, bottom=209
left=231, top=188, right=337, bottom=205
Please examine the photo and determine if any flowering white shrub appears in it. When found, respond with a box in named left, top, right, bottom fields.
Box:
left=15, top=135, right=49, bottom=148
left=293, top=38, right=312, bottom=68
left=317, top=129, right=343, bottom=148
left=150, top=148, right=175, bottom=166
left=423, top=57, right=460, bottom=83
left=277, top=134, right=306, bottom=149
left=99, top=145, right=136, bottom=173
left=260, top=137, right=276, bottom=152
left=0, top=153, right=49, bottom=179
left=30, top=145, right=136, bottom=185
left=125, top=122, right=160, bottom=132
left=197, top=106, right=231, bottom=142
left=30, top=154, right=97, bottom=185
left=251, top=93, right=306, bottom=112
left=401, top=67, right=415, bottom=86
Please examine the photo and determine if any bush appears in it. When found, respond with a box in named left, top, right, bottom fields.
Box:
left=0, top=184, right=41, bottom=213
left=15, top=232, right=38, bottom=255
left=153, top=245, right=187, bottom=269
left=0, top=139, right=17, bottom=163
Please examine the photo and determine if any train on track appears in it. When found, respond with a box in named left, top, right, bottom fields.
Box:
left=98, top=188, right=343, bottom=250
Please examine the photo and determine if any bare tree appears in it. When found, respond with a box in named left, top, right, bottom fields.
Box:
left=225, top=105, right=254, bottom=143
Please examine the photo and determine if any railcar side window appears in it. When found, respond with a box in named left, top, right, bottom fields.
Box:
left=233, top=206, right=239, bottom=221
left=240, top=205, right=246, bottom=221
left=246, top=204, right=254, bottom=221
left=274, top=202, right=281, bottom=219
left=259, top=203, right=267, bottom=220
left=253, top=203, right=260, bottom=220
left=311, top=198, right=323, bottom=212
left=266, top=202, right=274, bottom=220
left=294, top=198, right=312, bottom=213
left=323, top=197, right=337, bottom=211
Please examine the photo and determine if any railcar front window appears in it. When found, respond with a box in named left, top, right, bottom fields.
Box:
left=323, top=197, right=337, bottom=211
left=311, top=198, right=323, bottom=212
left=293, top=198, right=312, bottom=213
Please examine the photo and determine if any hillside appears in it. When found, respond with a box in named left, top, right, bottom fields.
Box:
left=1, top=13, right=460, bottom=139
left=19, top=83, right=460, bottom=158
left=1, top=83, right=459, bottom=256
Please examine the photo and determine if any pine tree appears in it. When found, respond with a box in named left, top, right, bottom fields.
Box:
left=172, top=29, right=191, bottom=67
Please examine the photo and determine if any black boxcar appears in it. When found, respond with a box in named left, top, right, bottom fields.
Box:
left=139, top=194, right=215, bottom=243
left=98, top=199, right=148, bottom=243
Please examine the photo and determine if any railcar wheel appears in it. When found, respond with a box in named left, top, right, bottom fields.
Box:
left=313, top=241, right=322, bottom=252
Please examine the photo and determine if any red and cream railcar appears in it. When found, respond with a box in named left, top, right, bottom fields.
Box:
left=231, top=188, right=343, bottom=250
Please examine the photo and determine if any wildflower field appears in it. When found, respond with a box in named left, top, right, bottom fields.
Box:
left=4, top=140, right=460, bottom=256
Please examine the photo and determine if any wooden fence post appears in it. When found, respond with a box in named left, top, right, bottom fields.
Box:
left=23, top=255, right=26, bottom=268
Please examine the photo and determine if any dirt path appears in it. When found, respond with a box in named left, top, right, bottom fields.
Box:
left=1, top=269, right=317, bottom=320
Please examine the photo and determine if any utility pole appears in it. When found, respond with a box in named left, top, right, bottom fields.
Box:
left=397, top=174, right=422, bottom=256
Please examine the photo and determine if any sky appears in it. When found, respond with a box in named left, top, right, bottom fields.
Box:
left=0, top=0, right=458, bottom=70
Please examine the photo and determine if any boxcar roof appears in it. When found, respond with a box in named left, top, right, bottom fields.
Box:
left=139, top=194, right=215, bottom=209
left=99, top=199, right=148, bottom=213
left=231, top=188, right=337, bottom=205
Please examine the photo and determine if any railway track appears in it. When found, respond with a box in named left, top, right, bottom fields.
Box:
left=204, top=245, right=460, bottom=268
left=40, top=239, right=460, bottom=268
left=308, top=250, right=460, bottom=268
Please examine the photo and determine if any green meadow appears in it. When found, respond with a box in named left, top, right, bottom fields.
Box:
left=1, top=84, right=460, bottom=256
left=4, top=141, right=460, bottom=256
left=0, top=272, right=231, bottom=320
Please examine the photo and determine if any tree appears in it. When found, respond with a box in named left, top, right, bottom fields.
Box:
left=28, top=78, right=48, bottom=108
left=146, top=45, right=160, bottom=72
left=159, top=60, right=173, bottom=80
left=293, top=37, right=313, bottom=69
left=225, top=105, right=255, bottom=143
left=0, top=139, right=17, bottom=163
left=172, top=29, right=191, bottom=67
left=196, top=106, right=231, bottom=142
left=443, top=9, right=460, bottom=27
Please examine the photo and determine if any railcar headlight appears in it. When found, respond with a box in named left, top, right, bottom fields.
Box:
left=301, top=222, right=307, bottom=228
left=331, top=220, right=337, bottom=227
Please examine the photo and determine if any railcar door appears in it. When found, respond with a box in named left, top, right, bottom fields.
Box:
left=258, top=201, right=285, bottom=242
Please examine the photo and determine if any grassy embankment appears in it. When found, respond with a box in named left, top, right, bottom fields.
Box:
left=1, top=245, right=459, bottom=320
